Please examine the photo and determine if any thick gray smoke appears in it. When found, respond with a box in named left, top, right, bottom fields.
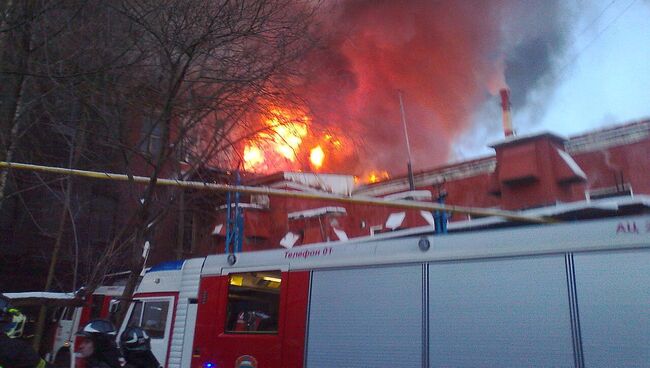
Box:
left=297, top=0, right=573, bottom=175
left=502, top=1, right=571, bottom=121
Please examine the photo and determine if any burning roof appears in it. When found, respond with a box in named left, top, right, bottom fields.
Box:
left=236, top=0, right=570, bottom=182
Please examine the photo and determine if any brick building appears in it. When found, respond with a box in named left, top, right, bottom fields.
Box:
left=184, top=119, right=650, bottom=256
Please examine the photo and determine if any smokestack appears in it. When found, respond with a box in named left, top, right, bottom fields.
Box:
left=499, top=88, right=515, bottom=137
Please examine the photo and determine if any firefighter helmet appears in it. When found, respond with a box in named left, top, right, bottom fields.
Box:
left=0, top=294, right=26, bottom=338
left=76, top=319, right=117, bottom=338
left=120, top=326, right=151, bottom=351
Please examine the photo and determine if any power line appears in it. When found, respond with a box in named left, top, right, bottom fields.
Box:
left=558, top=0, right=638, bottom=77
left=576, top=0, right=618, bottom=38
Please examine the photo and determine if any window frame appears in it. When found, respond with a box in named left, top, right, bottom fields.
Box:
left=224, top=270, right=283, bottom=335
left=124, top=297, right=174, bottom=340
left=139, top=116, right=164, bottom=157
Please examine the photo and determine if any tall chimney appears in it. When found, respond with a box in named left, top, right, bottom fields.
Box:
left=499, top=88, right=514, bottom=137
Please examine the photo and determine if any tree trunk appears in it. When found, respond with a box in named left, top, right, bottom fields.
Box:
left=0, top=0, right=34, bottom=210
left=112, top=228, right=147, bottom=326
left=32, top=117, right=87, bottom=350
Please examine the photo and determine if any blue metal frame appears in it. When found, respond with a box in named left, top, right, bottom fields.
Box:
left=225, top=171, right=245, bottom=254
left=433, top=190, right=447, bottom=235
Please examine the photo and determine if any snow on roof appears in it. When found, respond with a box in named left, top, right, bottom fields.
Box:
left=385, top=212, right=406, bottom=230
left=282, top=172, right=355, bottom=195
left=280, top=232, right=300, bottom=248
left=446, top=195, right=650, bottom=230
left=3, top=292, right=76, bottom=300
left=322, top=195, right=650, bottom=241
left=383, top=190, right=432, bottom=201
left=566, top=119, right=650, bottom=153
left=420, top=211, right=436, bottom=228
left=556, top=148, right=587, bottom=180
left=333, top=228, right=349, bottom=241
left=489, top=131, right=567, bottom=148
left=212, top=223, right=224, bottom=235
left=288, top=206, right=346, bottom=220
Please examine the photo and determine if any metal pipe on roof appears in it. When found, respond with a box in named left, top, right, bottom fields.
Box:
left=0, top=161, right=554, bottom=223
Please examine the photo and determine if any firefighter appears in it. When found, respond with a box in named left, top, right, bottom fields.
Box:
left=119, top=327, right=160, bottom=368
left=75, top=320, right=122, bottom=368
left=0, top=294, right=51, bottom=368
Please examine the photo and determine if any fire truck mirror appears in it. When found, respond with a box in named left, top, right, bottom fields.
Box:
left=108, top=299, right=120, bottom=314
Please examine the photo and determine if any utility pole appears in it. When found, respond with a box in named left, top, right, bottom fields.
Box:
left=398, top=91, right=416, bottom=191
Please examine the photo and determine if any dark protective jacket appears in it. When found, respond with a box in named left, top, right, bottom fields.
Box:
left=0, top=333, right=50, bottom=368
left=123, top=350, right=161, bottom=368
left=83, top=358, right=112, bottom=368
left=82, top=335, right=123, bottom=368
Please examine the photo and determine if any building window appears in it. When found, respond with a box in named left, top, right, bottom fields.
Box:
left=127, top=300, right=170, bottom=339
left=90, top=295, right=105, bottom=319
left=88, top=194, right=117, bottom=242
left=225, top=271, right=281, bottom=334
left=139, top=117, right=163, bottom=156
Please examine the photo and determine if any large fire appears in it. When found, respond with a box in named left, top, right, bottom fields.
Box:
left=238, top=2, right=560, bottom=185
left=242, top=107, right=354, bottom=174
left=242, top=107, right=390, bottom=184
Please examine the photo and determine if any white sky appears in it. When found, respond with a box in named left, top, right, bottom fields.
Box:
left=455, top=0, right=650, bottom=160
left=538, top=0, right=650, bottom=135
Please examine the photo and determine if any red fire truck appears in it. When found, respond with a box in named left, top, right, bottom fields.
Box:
left=48, top=285, right=124, bottom=367
left=117, top=211, right=650, bottom=368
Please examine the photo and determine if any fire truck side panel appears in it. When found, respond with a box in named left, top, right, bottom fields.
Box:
left=306, top=264, right=424, bottom=367
left=180, top=302, right=198, bottom=368
left=280, top=271, right=310, bottom=367
left=191, top=276, right=226, bottom=367
left=146, top=215, right=650, bottom=367
left=167, top=258, right=204, bottom=368
left=191, top=271, right=310, bottom=368
left=427, top=254, right=575, bottom=367
left=574, top=248, right=650, bottom=367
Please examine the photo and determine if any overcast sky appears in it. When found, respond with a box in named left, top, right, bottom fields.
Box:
left=539, top=0, right=650, bottom=133
left=455, top=0, right=650, bottom=160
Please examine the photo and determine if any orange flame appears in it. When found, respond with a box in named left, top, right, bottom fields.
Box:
left=365, top=170, right=390, bottom=184
left=242, top=106, right=372, bottom=176
left=243, top=145, right=264, bottom=168
left=243, top=107, right=310, bottom=172
left=309, top=146, right=325, bottom=169
left=243, top=106, right=354, bottom=173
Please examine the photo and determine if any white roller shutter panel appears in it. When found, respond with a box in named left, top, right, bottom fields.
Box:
left=306, top=265, right=423, bottom=367
left=428, top=255, right=574, bottom=367
left=574, top=249, right=650, bottom=367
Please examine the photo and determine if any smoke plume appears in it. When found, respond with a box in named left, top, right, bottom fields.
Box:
left=297, top=0, right=571, bottom=175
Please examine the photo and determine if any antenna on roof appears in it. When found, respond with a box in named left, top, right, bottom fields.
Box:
left=398, top=90, right=416, bottom=190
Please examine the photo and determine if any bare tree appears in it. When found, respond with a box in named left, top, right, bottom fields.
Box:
left=1, top=0, right=317, bottom=348
left=73, top=0, right=317, bottom=324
